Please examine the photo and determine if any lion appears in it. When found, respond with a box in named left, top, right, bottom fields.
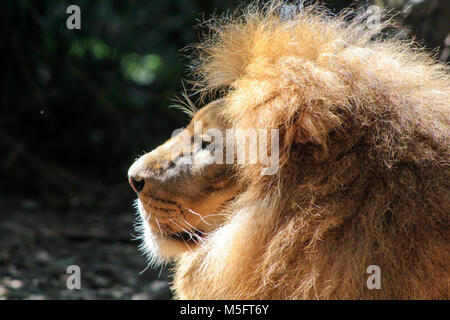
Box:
left=128, top=1, right=449, bottom=299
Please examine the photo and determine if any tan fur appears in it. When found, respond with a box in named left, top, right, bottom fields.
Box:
left=169, top=2, right=450, bottom=299
left=129, top=100, right=240, bottom=260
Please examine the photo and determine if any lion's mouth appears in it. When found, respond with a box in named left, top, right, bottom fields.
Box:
left=145, top=215, right=206, bottom=244
left=137, top=197, right=207, bottom=245
left=168, top=229, right=205, bottom=243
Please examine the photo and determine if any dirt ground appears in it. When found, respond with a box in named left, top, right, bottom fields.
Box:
left=0, top=198, right=173, bottom=300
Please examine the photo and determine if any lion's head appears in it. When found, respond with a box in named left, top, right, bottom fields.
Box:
left=128, top=99, right=240, bottom=259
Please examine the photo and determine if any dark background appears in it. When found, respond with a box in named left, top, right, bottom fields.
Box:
left=0, top=0, right=448, bottom=300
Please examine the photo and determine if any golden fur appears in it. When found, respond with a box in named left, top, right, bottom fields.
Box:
left=128, top=100, right=239, bottom=261
left=172, top=2, right=450, bottom=299
left=129, top=1, right=449, bottom=299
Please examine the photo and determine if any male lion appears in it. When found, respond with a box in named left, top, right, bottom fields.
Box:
left=128, top=2, right=449, bottom=299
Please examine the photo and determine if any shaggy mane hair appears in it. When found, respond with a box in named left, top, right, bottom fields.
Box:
left=173, top=1, right=449, bottom=299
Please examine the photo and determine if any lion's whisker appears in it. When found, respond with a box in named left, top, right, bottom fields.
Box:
left=175, top=217, right=207, bottom=245
left=179, top=218, right=209, bottom=243
left=167, top=216, right=202, bottom=246
left=187, top=208, right=213, bottom=226
left=170, top=220, right=198, bottom=248
left=154, top=216, right=165, bottom=239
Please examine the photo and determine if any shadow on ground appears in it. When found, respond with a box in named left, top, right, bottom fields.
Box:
left=0, top=198, right=172, bottom=300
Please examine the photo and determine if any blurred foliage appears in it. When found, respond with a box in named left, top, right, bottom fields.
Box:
left=0, top=0, right=448, bottom=208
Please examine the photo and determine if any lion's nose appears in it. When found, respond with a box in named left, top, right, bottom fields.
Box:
left=129, top=176, right=145, bottom=193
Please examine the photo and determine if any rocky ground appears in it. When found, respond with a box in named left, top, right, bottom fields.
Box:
left=0, top=198, right=173, bottom=300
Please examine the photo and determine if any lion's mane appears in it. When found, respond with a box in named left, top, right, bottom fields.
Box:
left=173, top=2, right=450, bottom=299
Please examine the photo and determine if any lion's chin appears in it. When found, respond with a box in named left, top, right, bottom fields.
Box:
left=135, top=200, right=198, bottom=263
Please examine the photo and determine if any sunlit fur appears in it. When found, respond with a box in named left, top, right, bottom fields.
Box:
left=171, top=1, right=450, bottom=299
left=132, top=199, right=170, bottom=267
left=129, top=100, right=240, bottom=265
